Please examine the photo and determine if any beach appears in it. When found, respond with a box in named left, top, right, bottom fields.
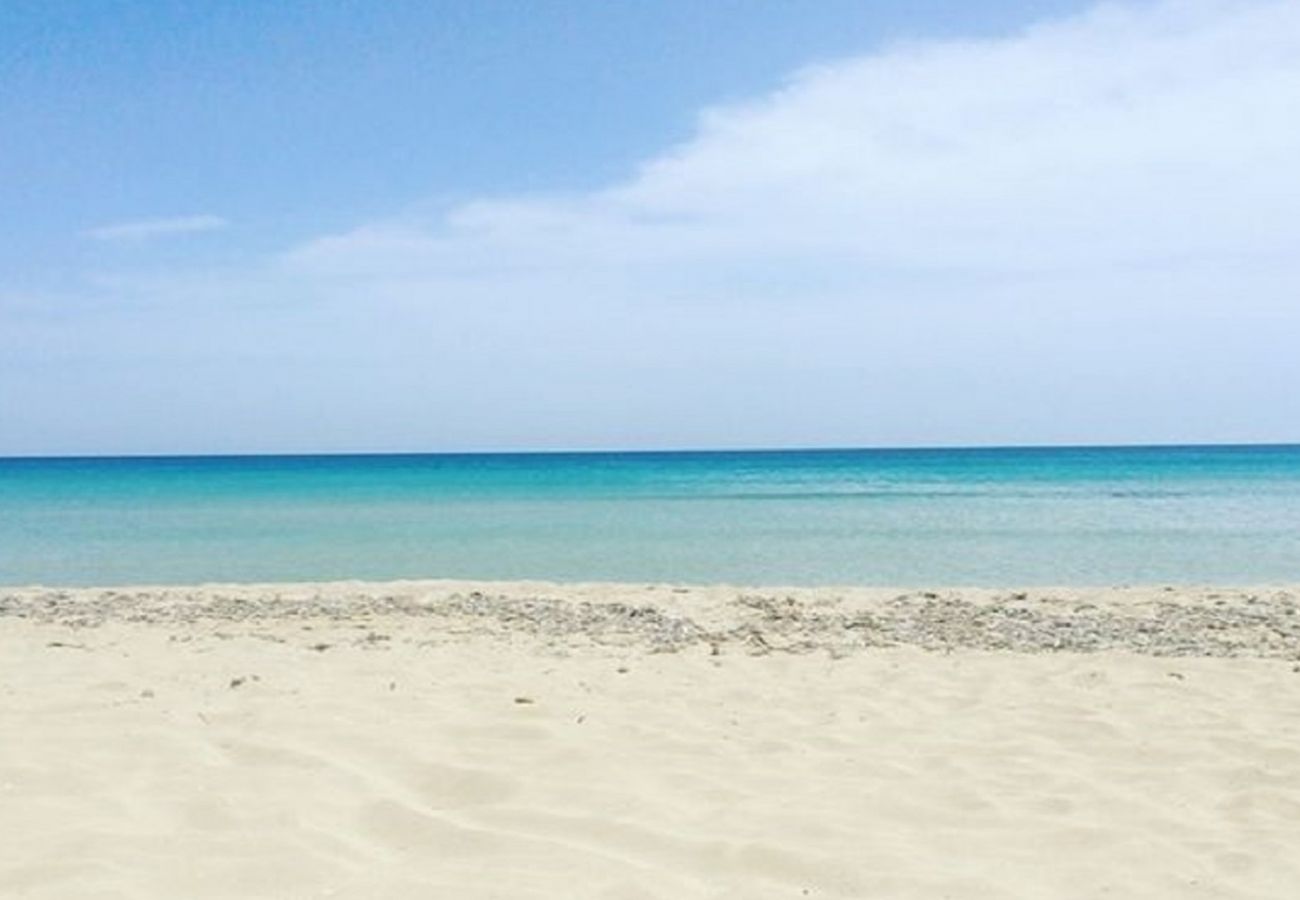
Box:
left=3, top=581, right=1299, bottom=898
left=9, top=0, right=1300, bottom=895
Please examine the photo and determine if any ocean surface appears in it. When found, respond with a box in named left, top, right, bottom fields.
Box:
left=2, top=445, right=1299, bottom=587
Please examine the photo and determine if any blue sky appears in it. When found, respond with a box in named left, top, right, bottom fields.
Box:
left=2, top=0, right=1298, bottom=454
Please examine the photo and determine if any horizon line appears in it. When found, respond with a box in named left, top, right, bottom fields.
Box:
left=3, top=440, right=1299, bottom=463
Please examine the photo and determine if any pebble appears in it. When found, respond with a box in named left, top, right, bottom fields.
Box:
left=3, top=587, right=1298, bottom=660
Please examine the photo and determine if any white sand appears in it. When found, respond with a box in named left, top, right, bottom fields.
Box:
left=2, top=581, right=1299, bottom=899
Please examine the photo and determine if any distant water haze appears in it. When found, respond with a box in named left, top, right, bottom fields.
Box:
left=2, top=444, right=1299, bottom=586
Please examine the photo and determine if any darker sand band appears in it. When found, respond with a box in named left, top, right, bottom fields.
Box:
left=5, top=583, right=1298, bottom=659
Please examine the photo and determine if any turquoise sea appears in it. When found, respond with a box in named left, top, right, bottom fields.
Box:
left=1, top=445, right=1299, bottom=586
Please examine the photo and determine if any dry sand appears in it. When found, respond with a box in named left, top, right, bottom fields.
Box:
left=3, top=581, right=1300, bottom=899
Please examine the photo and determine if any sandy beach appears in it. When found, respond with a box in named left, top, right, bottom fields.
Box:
left=3, top=581, right=1299, bottom=899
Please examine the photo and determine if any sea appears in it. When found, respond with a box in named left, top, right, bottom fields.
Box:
left=1, top=445, right=1298, bottom=587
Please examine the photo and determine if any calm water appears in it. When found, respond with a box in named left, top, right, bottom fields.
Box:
left=2, top=445, right=1299, bottom=586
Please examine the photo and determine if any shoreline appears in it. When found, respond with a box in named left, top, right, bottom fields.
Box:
left=4, top=580, right=1299, bottom=659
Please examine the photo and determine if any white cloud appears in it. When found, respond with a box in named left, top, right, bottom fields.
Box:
left=287, top=0, right=1300, bottom=283
left=85, top=214, right=229, bottom=242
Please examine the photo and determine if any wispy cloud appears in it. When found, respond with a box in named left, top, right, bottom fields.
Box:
left=85, top=214, right=229, bottom=242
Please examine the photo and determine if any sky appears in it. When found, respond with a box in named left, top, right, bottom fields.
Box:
left=2, top=0, right=1298, bottom=456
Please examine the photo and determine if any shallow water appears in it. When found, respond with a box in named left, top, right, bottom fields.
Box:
left=2, top=445, right=1299, bottom=585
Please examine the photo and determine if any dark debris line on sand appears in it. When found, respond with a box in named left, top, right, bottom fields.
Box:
left=1, top=589, right=1298, bottom=660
